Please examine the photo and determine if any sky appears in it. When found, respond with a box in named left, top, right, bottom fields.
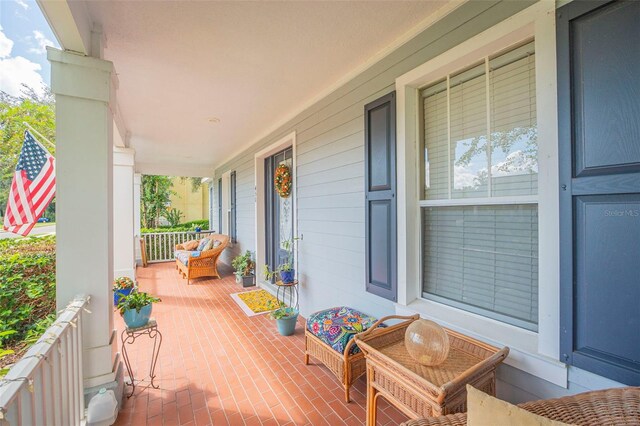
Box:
left=0, top=0, right=59, bottom=97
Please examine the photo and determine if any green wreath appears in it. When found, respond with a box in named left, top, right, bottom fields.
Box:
left=274, top=164, right=292, bottom=198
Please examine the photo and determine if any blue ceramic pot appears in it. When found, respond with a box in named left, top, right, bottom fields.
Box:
left=280, top=269, right=295, bottom=284
left=276, top=313, right=298, bottom=336
left=122, top=304, right=152, bottom=329
left=114, top=287, right=133, bottom=306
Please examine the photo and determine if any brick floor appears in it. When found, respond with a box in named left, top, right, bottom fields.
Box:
left=113, top=262, right=408, bottom=426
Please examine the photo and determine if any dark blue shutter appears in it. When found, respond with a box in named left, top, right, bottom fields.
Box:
left=217, top=178, right=222, bottom=233
left=558, top=0, right=640, bottom=385
left=230, top=171, right=237, bottom=243
left=365, top=92, right=397, bottom=301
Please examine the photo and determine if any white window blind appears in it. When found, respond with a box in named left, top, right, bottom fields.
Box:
left=420, top=41, right=539, bottom=330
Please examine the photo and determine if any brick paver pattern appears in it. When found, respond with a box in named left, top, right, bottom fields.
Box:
left=114, top=262, right=408, bottom=425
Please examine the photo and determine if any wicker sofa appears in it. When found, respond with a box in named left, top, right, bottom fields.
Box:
left=400, top=387, right=640, bottom=426
left=175, top=234, right=228, bottom=284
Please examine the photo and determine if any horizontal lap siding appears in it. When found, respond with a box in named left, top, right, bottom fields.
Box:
left=215, top=0, right=535, bottom=319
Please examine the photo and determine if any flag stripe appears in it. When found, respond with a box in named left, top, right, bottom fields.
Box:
left=29, top=158, right=55, bottom=196
left=31, top=164, right=55, bottom=208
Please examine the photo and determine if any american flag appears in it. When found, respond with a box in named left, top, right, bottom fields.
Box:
left=3, top=130, right=56, bottom=236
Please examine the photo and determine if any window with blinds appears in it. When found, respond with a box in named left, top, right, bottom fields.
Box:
left=420, top=41, right=539, bottom=330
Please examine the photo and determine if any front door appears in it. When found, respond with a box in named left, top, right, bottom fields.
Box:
left=265, top=148, right=294, bottom=281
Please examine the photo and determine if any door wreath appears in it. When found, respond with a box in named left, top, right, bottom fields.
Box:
left=274, top=164, right=292, bottom=198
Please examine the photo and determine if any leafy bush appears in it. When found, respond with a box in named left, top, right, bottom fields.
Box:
left=0, top=236, right=56, bottom=348
left=164, top=208, right=184, bottom=227
left=141, top=219, right=209, bottom=234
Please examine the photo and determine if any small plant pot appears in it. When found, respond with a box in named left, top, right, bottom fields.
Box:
left=235, top=274, right=242, bottom=284
left=280, top=269, right=295, bottom=284
left=122, top=304, right=152, bottom=329
left=242, top=275, right=255, bottom=287
left=275, top=313, right=298, bottom=336
left=114, top=288, right=133, bottom=306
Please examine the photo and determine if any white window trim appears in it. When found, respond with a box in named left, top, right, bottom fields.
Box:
left=254, top=131, right=297, bottom=288
left=395, top=1, right=566, bottom=387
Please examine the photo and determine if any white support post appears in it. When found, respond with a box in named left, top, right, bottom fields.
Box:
left=134, top=173, right=142, bottom=265
left=113, top=148, right=136, bottom=280
left=48, top=47, right=118, bottom=389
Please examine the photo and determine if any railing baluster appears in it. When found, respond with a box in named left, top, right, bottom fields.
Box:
left=76, top=311, right=84, bottom=422
left=52, top=340, right=61, bottom=426
left=68, top=327, right=77, bottom=425
left=33, top=368, right=45, bottom=425
left=60, top=332, right=69, bottom=426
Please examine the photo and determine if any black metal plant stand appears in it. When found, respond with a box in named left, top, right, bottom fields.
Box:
left=275, top=280, right=299, bottom=310
left=120, top=318, right=162, bottom=398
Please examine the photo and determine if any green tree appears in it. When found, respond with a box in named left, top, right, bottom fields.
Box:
left=0, top=88, right=56, bottom=219
left=140, top=175, right=175, bottom=228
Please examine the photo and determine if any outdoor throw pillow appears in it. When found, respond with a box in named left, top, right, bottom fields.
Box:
left=466, top=385, right=571, bottom=426
left=183, top=239, right=199, bottom=251
left=200, top=239, right=214, bottom=252
left=213, top=240, right=222, bottom=247
left=196, top=238, right=210, bottom=252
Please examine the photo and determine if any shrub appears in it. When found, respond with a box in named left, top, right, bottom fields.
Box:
left=0, top=236, right=56, bottom=348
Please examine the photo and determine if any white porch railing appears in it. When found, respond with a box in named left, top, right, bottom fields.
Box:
left=0, top=295, right=89, bottom=426
left=142, top=230, right=215, bottom=263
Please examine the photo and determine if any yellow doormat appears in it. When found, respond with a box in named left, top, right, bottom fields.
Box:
left=230, top=289, right=282, bottom=316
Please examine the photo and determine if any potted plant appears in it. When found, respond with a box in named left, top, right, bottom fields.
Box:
left=262, top=238, right=297, bottom=284
left=113, top=276, right=136, bottom=306
left=116, top=291, right=161, bottom=329
left=270, top=307, right=299, bottom=336
left=232, top=250, right=255, bottom=287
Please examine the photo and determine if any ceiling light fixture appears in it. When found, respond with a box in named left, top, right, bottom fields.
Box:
left=208, top=117, right=221, bottom=123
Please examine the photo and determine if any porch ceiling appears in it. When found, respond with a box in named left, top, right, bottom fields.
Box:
left=72, top=1, right=449, bottom=175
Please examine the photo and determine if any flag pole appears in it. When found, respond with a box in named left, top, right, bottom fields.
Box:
left=22, top=121, right=56, bottom=149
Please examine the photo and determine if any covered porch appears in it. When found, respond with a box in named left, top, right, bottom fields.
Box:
left=113, top=262, right=406, bottom=426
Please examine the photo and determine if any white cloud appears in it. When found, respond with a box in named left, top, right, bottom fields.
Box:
left=0, top=27, right=14, bottom=59
left=15, top=0, right=29, bottom=10
left=454, top=165, right=480, bottom=190
left=0, top=56, right=46, bottom=97
left=0, top=27, right=47, bottom=97
left=29, top=30, right=55, bottom=55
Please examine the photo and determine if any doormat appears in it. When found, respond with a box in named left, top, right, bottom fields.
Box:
left=231, top=289, right=282, bottom=317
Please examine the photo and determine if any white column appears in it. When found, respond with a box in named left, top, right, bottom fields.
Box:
left=113, top=148, right=135, bottom=280
left=49, top=48, right=118, bottom=389
left=133, top=173, right=142, bottom=265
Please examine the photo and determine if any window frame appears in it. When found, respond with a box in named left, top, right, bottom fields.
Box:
left=418, top=41, right=540, bottom=331
left=395, top=2, right=566, bottom=387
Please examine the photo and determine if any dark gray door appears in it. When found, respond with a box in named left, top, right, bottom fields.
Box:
left=217, top=178, right=222, bottom=233
left=365, top=92, right=397, bottom=301
left=265, top=148, right=294, bottom=280
left=558, top=0, right=640, bottom=385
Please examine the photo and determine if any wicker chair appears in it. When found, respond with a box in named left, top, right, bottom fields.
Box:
left=305, top=313, right=419, bottom=403
left=175, top=234, right=229, bottom=284
left=400, top=387, right=640, bottom=426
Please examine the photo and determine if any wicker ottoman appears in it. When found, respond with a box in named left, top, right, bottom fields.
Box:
left=304, top=307, right=415, bottom=402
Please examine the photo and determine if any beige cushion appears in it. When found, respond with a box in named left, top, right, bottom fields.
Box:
left=200, top=239, right=213, bottom=252
left=466, top=385, right=572, bottom=426
left=213, top=240, right=222, bottom=247
left=183, top=239, right=199, bottom=251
